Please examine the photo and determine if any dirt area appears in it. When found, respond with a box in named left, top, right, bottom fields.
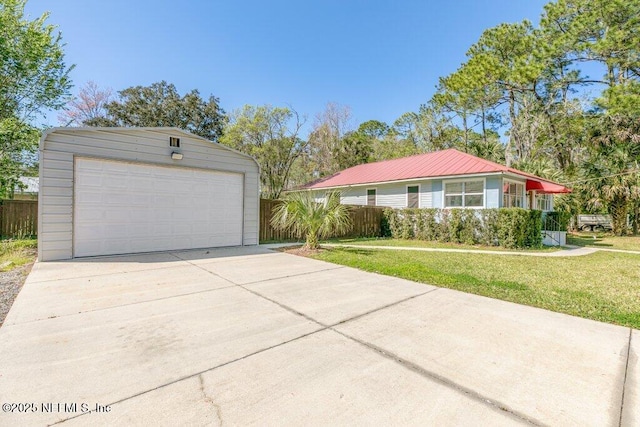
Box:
left=0, top=260, right=34, bottom=327
left=275, top=245, right=325, bottom=257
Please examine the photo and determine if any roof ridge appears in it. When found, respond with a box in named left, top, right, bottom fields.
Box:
left=338, top=148, right=459, bottom=171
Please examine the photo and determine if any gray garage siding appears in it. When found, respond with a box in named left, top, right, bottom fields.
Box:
left=38, top=127, right=259, bottom=261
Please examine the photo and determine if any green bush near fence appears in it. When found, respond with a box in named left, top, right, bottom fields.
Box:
left=382, top=208, right=543, bottom=248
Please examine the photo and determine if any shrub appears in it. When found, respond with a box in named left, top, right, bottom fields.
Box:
left=497, top=208, right=542, bottom=248
left=478, top=209, right=499, bottom=246
left=382, top=207, right=542, bottom=248
left=526, top=210, right=543, bottom=247
left=415, top=209, right=440, bottom=241
left=271, top=191, right=352, bottom=249
left=380, top=209, right=392, bottom=237
left=460, top=209, right=481, bottom=245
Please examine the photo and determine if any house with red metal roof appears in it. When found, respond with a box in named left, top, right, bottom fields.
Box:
left=301, top=149, right=570, bottom=211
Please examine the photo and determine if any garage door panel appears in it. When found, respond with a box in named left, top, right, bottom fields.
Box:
left=191, top=198, right=209, bottom=209
left=76, top=192, right=103, bottom=204
left=103, top=239, right=130, bottom=253
left=74, top=159, right=243, bottom=257
left=130, top=195, right=153, bottom=206
left=79, top=174, right=102, bottom=187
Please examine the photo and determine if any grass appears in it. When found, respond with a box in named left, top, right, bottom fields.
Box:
left=323, top=237, right=560, bottom=252
left=311, top=246, right=640, bottom=329
left=567, top=232, right=640, bottom=251
left=0, top=239, right=37, bottom=272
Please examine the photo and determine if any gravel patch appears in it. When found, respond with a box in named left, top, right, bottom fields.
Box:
left=0, top=262, right=34, bottom=327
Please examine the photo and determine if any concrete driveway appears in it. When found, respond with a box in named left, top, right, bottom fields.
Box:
left=0, top=246, right=636, bottom=426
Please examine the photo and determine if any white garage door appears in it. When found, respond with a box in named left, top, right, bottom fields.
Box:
left=74, top=158, right=244, bottom=257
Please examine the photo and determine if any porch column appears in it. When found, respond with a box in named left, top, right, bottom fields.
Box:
left=528, top=190, right=535, bottom=210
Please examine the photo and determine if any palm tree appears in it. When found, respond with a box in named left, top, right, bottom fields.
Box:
left=582, top=115, right=640, bottom=235
left=271, top=191, right=352, bottom=250
left=582, top=148, right=640, bottom=235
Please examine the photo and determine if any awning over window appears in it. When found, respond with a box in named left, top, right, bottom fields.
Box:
left=526, top=179, right=571, bottom=194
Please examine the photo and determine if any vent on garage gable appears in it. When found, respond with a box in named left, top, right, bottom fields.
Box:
left=169, top=137, right=180, bottom=147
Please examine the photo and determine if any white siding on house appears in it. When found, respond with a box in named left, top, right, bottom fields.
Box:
left=338, top=187, right=365, bottom=205
left=376, top=184, right=407, bottom=208
left=39, top=127, right=259, bottom=261
left=309, top=174, right=559, bottom=212
left=311, top=180, right=434, bottom=209
left=419, top=182, right=433, bottom=208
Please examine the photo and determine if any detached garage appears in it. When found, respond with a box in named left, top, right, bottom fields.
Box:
left=38, top=128, right=260, bottom=261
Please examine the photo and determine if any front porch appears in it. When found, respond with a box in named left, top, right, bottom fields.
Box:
left=501, top=177, right=571, bottom=246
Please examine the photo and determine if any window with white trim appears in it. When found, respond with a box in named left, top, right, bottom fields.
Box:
left=536, top=194, right=552, bottom=211
left=503, top=181, right=525, bottom=208
left=444, top=180, right=484, bottom=208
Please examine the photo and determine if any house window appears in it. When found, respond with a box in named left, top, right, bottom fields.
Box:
left=503, top=181, right=525, bottom=208
left=367, top=189, right=376, bottom=206
left=536, top=194, right=552, bottom=211
left=407, top=185, right=419, bottom=208
left=444, top=180, right=484, bottom=208
left=169, top=137, right=180, bottom=147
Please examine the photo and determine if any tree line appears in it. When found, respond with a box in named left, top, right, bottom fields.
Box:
left=2, top=0, right=639, bottom=234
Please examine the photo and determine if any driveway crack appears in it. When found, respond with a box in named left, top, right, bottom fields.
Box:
left=50, top=328, right=326, bottom=425
left=3, top=283, right=239, bottom=327
left=328, top=288, right=438, bottom=328
left=199, top=374, right=223, bottom=426
left=619, top=328, right=633, bottom=427
left=239, top=266, right=346, bottom=286
left=235, top=283, right=544, bottom=423
left=330, top=328, right=545, bottom=426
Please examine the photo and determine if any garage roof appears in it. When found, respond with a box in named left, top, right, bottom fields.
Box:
left=40, top=127, right=258, bottom=166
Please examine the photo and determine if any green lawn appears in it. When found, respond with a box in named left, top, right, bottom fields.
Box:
left=567, top=232, right=640, bottom=251
left=0, top=239, right=37, bottom=272
left=324, top=237, right=560, bottom=252
left=312, top=247, right=640, bottom=329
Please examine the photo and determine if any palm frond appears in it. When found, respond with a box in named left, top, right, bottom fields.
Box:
left=271, top=190, right=353, bottom=248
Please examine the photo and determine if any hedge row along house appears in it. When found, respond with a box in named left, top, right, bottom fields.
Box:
left=301, top=149, right=571, bottom=245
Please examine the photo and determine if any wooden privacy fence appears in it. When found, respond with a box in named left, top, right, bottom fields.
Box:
left=0, top=199, right=38, bottom=238
left=260, top=199, right=298, bottom=242
left=259, top=198, right=384, bottom=242
left=347, top=203, right=385, bottom=237
left=0, top=197, right=382, bottom=241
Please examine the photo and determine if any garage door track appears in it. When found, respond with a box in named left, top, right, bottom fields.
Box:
left=0, top=246, right=637, bottom=426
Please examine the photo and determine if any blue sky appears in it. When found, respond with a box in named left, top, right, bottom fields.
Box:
left=26, top=0, right=549, bottom=135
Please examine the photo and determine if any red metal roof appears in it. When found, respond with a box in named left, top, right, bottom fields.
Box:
left=302, top=148, right=570, bottom=193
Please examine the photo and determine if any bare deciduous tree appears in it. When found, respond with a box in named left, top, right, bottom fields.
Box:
left=308, top=102, right=353, bottom=176
left=58, top=81, right=112, bottom=126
